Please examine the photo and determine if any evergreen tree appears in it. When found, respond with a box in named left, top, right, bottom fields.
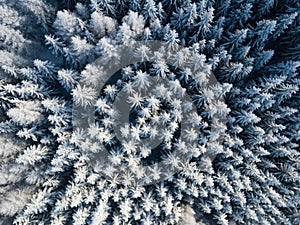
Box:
left=0, top=0, right=299, bottom=225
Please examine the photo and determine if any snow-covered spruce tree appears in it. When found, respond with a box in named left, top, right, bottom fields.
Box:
left=0, top=1, right=68, bottom=224
left=0, top=0, right=299, bottom=225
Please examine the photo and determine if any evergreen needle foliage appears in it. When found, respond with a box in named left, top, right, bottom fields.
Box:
left=0, top=0, right=299, bottom=225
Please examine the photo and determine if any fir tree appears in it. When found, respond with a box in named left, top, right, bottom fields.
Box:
left=0, top=0, right=299, bottom=225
